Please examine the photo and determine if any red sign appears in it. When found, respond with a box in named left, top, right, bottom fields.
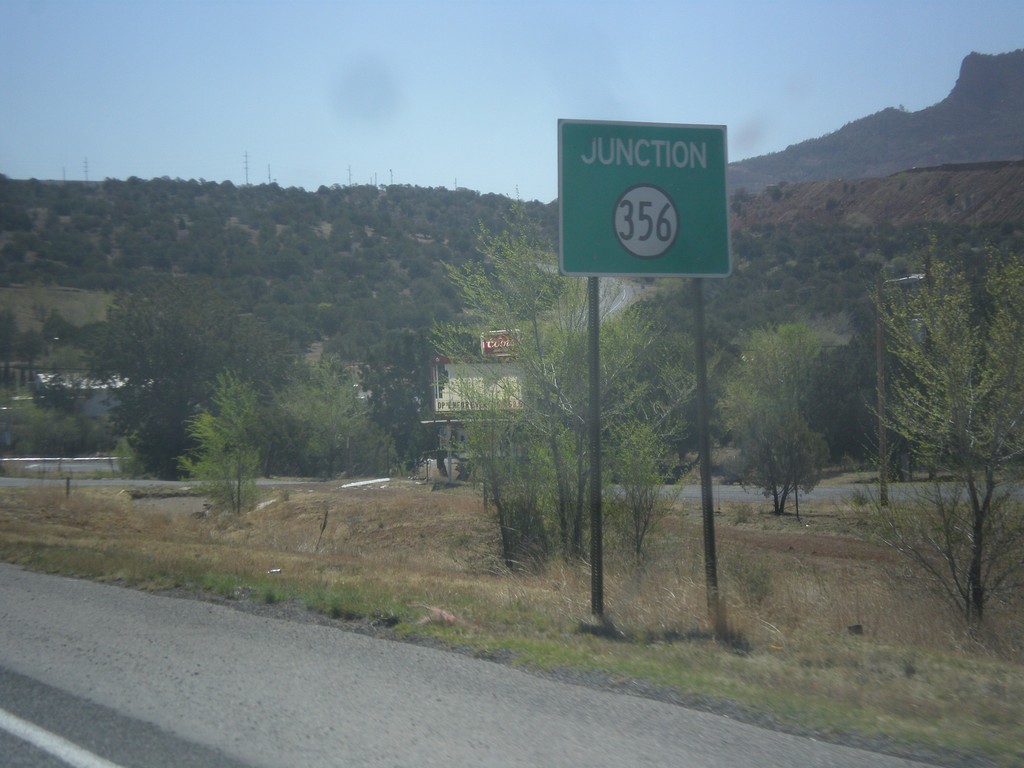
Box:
left=481, top=331, right=515, bottom=358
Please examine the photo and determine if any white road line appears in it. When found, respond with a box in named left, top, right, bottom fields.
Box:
left=0, top=706, right=125, bottom=768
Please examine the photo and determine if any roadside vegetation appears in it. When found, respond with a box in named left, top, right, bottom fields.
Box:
left=0, top=478, right=1020, bottom=766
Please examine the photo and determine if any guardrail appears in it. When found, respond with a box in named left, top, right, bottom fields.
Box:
left=0, top=457, right=120, bottom=474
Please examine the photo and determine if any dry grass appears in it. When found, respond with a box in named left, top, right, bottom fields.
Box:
left=0, top=285, right=111, bottom=333
left=1, top=479, right=1021, bottom=766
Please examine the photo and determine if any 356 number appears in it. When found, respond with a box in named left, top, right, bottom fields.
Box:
left=614, top=185, right=678, bottom=259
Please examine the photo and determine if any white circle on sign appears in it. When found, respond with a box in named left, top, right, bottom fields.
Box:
left=613, top=185, right=679, bottom=259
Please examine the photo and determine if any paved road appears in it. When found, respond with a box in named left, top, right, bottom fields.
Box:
left=0, top=664, right=252, bottom=768
left=0, top=470, right=868, bottom=504
left=0, top=474, right=312, bottom=490
left=0, top=564, right=931, bottom=768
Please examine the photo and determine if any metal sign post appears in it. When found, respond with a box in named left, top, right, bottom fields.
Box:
left=693, top=278, right=726, bottom=634
left=588, top=276, right=603, bottom=618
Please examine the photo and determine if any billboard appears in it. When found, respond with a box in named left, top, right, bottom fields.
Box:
left=432, top=360, right=523, bottom=415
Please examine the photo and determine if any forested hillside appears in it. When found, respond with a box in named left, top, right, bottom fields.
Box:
left=2, top=164, right=1023, bottom=474
left=4, top=165, right=1023, bottom=361
left=0, top=175, right=556, bottom=359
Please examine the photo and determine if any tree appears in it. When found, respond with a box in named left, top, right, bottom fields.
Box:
left=15, top=328, right=45, bottom=382
left=735, top=414, right=828, bottom=520
left=876, top=257, right=1024, bottom=624
left=607, top=420, right=676, bottom=565
left=276, top=355, right=385, bottom=479
left=806, top=331, right=876, bottom=463
left=437, top=207, right=590, bottom=557
left=455, top=374, right=548, bottom=570
left=179, top=372, right=261, bottom=514
left=721, top=323, right=827, bottom=516
left=90, top=280, right=290, bottom=478
left=436, top=208, right=691, bottom=561
left=359, top=329, right=434, bottom=470
left=0, top=309, right=15, bottom=387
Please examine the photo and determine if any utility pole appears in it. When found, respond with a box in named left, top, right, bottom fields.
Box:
left=877, top=270, right=924, bottom=503
left=876, top=273, right=889, bottom=506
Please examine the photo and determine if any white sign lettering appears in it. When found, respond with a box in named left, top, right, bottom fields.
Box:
left=580, top=137, right=708, bottom=169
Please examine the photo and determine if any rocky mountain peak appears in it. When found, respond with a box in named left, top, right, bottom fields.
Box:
left=729, top=49, right=1024, bottom=192
left=945, top=49, right=1024, bottom=111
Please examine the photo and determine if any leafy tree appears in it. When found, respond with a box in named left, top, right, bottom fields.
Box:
left=806, top=331, right=876, bottom=463
left=437, top=208, right=690, bottom=560
left=0, top=309, right=15, bottom=387
left=359, top=329, right=435, bottom=470
left=32, top=373, right=87, bottom=415
left=42, top=309, right=78, bottom=346
left=455, top=375, right=548, bottom=570
left=876, top=257, right=1024, bottom=624
left=90, top=280, right=290, bottom=479
left=180, top=372, right=261, bottom=514
left=735, top=414, right=828, bottom=520
left=437, top=207, right=590, bottom=556
left=607, top=420, right=676, bottom=565
left=275, top=355, right=384, bottom=479
left=15, top=329, right=46, bottom=380
left=721, top=323, right=827, bottom=516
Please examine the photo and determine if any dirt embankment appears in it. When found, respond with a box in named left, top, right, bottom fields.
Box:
left=731, top=161, right=1024, bottom=229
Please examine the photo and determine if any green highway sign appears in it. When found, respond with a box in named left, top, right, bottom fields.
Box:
left=558, top=119, right=731, bottom=277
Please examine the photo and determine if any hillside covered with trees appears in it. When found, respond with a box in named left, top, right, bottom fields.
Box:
left=2, top=166, right=1024, bottom=474
left=0, top=175, right=555, bottom=358
left=4, top=164, right=1023, bottom=360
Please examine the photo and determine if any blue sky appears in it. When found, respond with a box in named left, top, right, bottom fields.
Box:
left=2, top=0, right=1022, bottom=203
